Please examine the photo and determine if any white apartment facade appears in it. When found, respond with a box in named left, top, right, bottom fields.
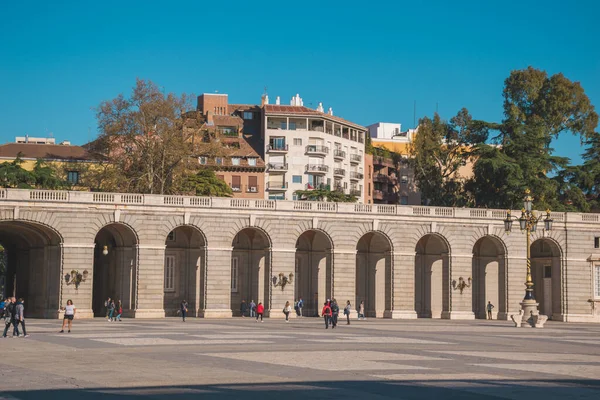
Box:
left=262, top=94, right=367, bottom=201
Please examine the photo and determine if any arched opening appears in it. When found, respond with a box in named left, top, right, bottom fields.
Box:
left=0, top=221, right=62, bottom=318
left=92, top=223, right=138, bottom=317
left=164, top=226, right=206, bottom=317
left=415, top=234, right=449, bottom=318
left=356, top=232, right=392, bottom=318
left=295, top=230, right=332, bottom=317
left=231, top=228, right=271, bottom=316
left=472, top=236, right=506, bottom=319
left=530, top=238, right=562, bottom=319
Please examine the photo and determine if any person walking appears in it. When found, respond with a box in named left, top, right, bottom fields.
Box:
left=104, top=297, right=111, bottom=320
left=297, top=297, right=304, bottom=318
left=2, top=297, right=17, bottom=338
left=108, top=299, right=116, bottom=322
left=0, top=298, right=6, bottom=320
left=283, top=301, right=292, bottom=322
left=487, top=301, right=495, bottom=320
left=241, top=300, right=248, bottom=317
left=344, top=300, right=352, bottom=325
left=256, top=302, right=264, bottom=322
left=14, top=298, right=28, bottom=337
left=249, top=300, right=256, bottom=318
left=331, top=299, right=339, bottom=329
left=321, top=301, right=332, bottom=329
left=358, top=300, right=366, bottom=320
left=180, top=300, right=188, bottom=322
left=115, top=300, right=123, bottom=321
left=60, top=299, right=76, bottom=333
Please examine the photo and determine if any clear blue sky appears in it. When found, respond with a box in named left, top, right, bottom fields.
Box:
left=1, top=0, right=598, bottom=164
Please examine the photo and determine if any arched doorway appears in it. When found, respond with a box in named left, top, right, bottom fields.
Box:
left=530, top=238, right=562, bottom=319
left=472, top=236, right=506, bottom=319
left=231, top=228, right=271, bottom=316
left=0, top=221, right=62, bottom=318
left=415, top=234, right=449, bottom=318
left=164, top=226, right=206, bottom=316
left=295, top=230, right=332, bottom=317
left=92, top=223, right=138, bottom=317
left=356, top=232, right=392, bottom=318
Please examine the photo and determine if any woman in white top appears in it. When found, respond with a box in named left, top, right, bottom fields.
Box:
left=60, top=299, right=76, bottom=333
left=283, top=301, right=292, bottom=322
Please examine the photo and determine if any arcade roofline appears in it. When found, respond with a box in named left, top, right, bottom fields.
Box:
left=0, top=188, right=594, bottom=224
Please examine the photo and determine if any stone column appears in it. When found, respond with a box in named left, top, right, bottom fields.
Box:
left=270, top=248, right=294, bottom=319
left=333, top=250, right=357, bottom=319
left=134, top=244, right=166, bottom=318
left=203, top=247, right=232, bottom=318
left=445, top=254, right=475, bottom=320
left=390, top=252, right=418, bottom=319
left=60, top=243, right=95, bottom=319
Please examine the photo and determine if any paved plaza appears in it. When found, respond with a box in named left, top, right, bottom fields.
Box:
left=1, top=318, right=600, bottom=399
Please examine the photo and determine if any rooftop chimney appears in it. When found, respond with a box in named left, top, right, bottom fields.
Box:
left=317, top=102, right=324, bottom=113
left=328, top=107, right=333, bottom=116
left=275, top=96, right=280, bottom=105
left=290, top=93, right=304, bottom=106
left=261, top=93, right=269, bottom=106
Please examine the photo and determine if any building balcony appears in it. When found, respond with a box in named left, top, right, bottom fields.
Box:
left=349, top=171, right=364, bottom=181
left=305, top=183, right=330, bottom=190
left=373, top=190, right=398, bottom=203
left=305, top=164, right=329, bottom=174
left=350, top=154, right=362, bottom=164
left=373, top=174, right=397, bottom=185
left=305, top=145, right=329, bottom=156
left=350, top=188, right=361, bottom=197
left=266, top=144, right=288, bottom=153
left=266, top=182, right=287, bottom=191
left=333, top=149, right=346, bottom=160
left=333, top=168, right=346, bottom=177
left=267, top=163, right=288, bottom=172
left=231, top=185, right=242, bottom=193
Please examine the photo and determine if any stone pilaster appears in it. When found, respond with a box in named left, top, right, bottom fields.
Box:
left=133, top=244, right=165, bottom=318
left=445, top=254, right=474, bottom=320
left=203, top=247, right=232, bottom=318
left=506, top=256, right=527, bottom=317
left=332, top=250, right=356, bottom=317
left=391, top=252, right=418, bottom=319
left=270, top=248, right=295, bottom=318
left=60, top=243, right=95, bottom=319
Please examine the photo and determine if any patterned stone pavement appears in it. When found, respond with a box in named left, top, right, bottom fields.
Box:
left=1, top=318, right=600, bottom=399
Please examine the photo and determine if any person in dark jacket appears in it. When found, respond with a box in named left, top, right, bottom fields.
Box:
left=330, top=299, right=339, bottom=329
left=240, top=300, right=248, bottom=317
left=14, top=298, right=28, bottom=337
left=2, top=297, right=18, bottom=338
left=180, top=300, right=188, bottom=322
left=321, top=302, right=332, bottom=329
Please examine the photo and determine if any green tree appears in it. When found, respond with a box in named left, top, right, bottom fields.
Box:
left=32, top=159, right=71, bottom=190
left=178, top=169, right=233, bottom=197
left=0, top=154, right=35, bottom=188
left=294, top=189, right=358, bottom=202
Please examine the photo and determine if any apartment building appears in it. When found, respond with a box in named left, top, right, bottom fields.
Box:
left=262, top=94, right=367, bottom=201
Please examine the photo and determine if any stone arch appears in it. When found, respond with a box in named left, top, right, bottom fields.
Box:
left=295, top=229, right=333, bottom=317
left=472, top=235, right=507, bottom=320
left=414, top=233, right=450, bottom=318
left=231, top=227, right=272, bottom=316
left=0, top=220, right=63, bottom=317
left=530, top=237, right=563, bottom=320
left=164, top=224, right=208, bottom=317
left=356, top=231, right=393, bottom=318
left=92, top=223, right=138, bottom=317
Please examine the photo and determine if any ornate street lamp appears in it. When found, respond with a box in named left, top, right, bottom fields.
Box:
left=503, top=189, right=553, bottom=324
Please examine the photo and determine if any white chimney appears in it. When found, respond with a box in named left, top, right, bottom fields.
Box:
left=261, top=93, right=269, bottom=106
left=264, top=94, right=269, bottom=105
left=276, top=96, right=280, bottom=105
left=317, top=102, right=324, bottom=112
left=328, top=107, right=333, bottom=116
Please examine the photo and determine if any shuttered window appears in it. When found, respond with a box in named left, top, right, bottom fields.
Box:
left=164, top=256, right=175, bottom=292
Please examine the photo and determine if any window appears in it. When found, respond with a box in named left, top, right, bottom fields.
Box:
left=232, top=157, right=241, bottom=166
left=289, top=122, right=297, bottom=130
left=595, top=237, right=600, bottom=249
left=217, top=174, right=225, bottom=181
left=164, top=255, right=175, bottom=292
left=243, top=111, right=253, bottom=120
left=167, top=231, right=176, bottom=241
left=294, top=138, right=302, bottom=146
left=198, top=156, right=207, bottom=165
left=67, top=171, right=79, bottom=184
left=231, top=257, right=238, bottom=292
left=231, top=175, right=241, bottom=191
left=248, top=158, right=257, bottom=166
left=269, top=193, right=285, bottom=200
left=595, top=265, right=600, bottom=297
left=248, top=176, right=258, bottom=192
left=400, top=196, right=408, bottom=205
left=544, top=266, right=552, bottom=279
left=215, top=157, right=223, bottom=165
left=280, top=121, right=287, bottom=130
left=292, top=175, right=302, bottom=184
left=401, top=175, right=408, bottom=184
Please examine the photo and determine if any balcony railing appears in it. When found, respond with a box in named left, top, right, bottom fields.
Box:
left=333, top=149, right=346, bottom=159
left=266, top=144, right=288, bottom=152
left=246, top=185, right=260, bottom=193
left=350, top=154, right=362, bottom=163
left=267, top=163, right=288, bottom=171
left=305, top=145, right=329, bottom=155
left=349, top=172, right=364, bottom=180
left=305, top=183, right=330, bottom=190
left=333, top=168, right=346, bottom=177
left=306, top=164, right=329, bottom=173
left=266, top=182, right=287, bottom=190
left=350, top=189, right=361, bottom=196
left=231, top=185, right=242, bottom=192
left=373, top=174, right=397, bottom=184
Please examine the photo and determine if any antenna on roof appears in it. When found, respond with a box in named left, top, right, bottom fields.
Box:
left=263, top=86, right=268, bottom=94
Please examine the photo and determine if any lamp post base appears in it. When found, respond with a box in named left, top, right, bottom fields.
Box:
left=520, top=299, right=540, bottom=328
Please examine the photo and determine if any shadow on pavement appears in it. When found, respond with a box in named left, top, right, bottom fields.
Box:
left=4, top=379, right=600, bottom=399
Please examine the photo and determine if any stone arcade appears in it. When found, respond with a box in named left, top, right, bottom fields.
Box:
left=1, top=188, right=599, bottom=322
